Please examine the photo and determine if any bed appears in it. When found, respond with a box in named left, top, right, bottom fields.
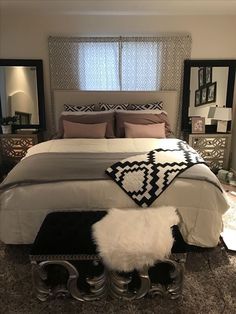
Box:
left=0, top=91, right=229, bottom=246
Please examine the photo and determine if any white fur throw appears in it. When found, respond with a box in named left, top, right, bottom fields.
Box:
left=92, top=206, right=179, bottom=272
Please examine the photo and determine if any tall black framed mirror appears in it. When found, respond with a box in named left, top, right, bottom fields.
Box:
left=0, top=59, right=46, bottom=131
left=181, top=59, right=236, bottom=133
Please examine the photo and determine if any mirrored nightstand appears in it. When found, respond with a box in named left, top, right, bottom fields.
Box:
left=0, top=132, right=43, bottom=175
left=187, top=133, right=231, bottom=173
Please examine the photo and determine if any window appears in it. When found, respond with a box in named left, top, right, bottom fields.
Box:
left=77, top=40, right=162, bottom=91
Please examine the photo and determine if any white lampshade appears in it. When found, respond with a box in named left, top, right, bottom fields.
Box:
left=208, top=106, right=232, bottom=133
left=208, top=107, right=232, bottom=121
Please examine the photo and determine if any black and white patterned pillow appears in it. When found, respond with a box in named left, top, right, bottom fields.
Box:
left=64, top=104, right=97, bottom=112
left=99, top=101, right=163, bottom=111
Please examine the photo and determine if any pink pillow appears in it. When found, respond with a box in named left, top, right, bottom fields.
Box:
left=63, top=120, right=107, bottom=138
left=124, top=122, right=166, bottom=138
left=115, top=112, right=172, bottom=137
left=57, top=112, right=115, bottom=138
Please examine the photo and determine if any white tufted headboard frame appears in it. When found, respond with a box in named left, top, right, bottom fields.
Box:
left=53, top=90, right=178, bottom=135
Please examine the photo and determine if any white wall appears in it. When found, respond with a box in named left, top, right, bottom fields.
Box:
left=0, top=12, right=236, bottom=168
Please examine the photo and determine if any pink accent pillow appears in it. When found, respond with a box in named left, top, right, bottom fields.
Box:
left=57, top=112, right=115, bottom=138
left=124, top=122, right=166, bottom=138
left=63, top=120, right=107, bottom=138
left=115, top=112, right=172, bottom=137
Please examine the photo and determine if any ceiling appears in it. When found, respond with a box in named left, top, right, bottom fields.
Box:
left=1, top=0, right=236, bottom=16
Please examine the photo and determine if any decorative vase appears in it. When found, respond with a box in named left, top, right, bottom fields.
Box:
left=1, top=125, right=12, bottom=134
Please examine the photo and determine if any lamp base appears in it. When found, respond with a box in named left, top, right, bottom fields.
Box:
left=217, top=120, right=227, bottom=133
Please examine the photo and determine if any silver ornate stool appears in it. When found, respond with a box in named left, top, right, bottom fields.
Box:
left=30, top=212, right=186, bottom=301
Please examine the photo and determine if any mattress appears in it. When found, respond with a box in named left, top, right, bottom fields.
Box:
left=0, top=138, right=229, bottom=246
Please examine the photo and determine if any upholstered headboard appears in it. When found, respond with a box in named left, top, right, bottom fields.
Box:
left=53, top=90, right=178, bottom=134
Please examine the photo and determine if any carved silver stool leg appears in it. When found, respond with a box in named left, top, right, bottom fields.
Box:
left=31, top=260, right=85, bottom=301
left=166, top=253, right=186, bottom=299
left=31, top=261, right=52, bottom=301
left=135, top=266, right=151, bottom=299
left=84, top=271, right=107, bottom=301
left=149, top=253, right=186, bottom=300
left=108, top=270, right=134, bottom=299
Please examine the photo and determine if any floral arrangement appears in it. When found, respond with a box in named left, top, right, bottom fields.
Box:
left=0, top=116, right=18, bottom=125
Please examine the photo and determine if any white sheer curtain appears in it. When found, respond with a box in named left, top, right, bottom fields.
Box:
left=78, top=42, right=120, bottom=90
left=121, top=41, right=161, bottom=90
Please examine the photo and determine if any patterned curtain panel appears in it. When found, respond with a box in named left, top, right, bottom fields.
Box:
left=48, top=35, right=192, bottom=134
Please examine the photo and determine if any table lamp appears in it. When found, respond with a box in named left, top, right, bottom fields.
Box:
left=208, top=106, right=232, bottom=132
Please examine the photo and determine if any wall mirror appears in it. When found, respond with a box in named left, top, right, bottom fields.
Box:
left=181, top=59, right=236, bottom=133
left=0, top=59, right=46, bottom=131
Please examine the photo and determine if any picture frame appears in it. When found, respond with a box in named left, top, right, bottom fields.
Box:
left=198, top=67, right=205, bottom=88
left=191, top=117, right=205, bottom=134
left=195, top=89, right=201, bottom=106
left=207, top=82, right=217, bottom=103
left=201, top=87, right=207, bottom=104
left=205, top=66, right=212, bottom=84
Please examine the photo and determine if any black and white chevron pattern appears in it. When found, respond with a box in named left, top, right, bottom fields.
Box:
left=64, top=104, right=96, bottom=112
left=106, top=140, right=205, bottom=207
left=100, top=102, right=163, bottom=111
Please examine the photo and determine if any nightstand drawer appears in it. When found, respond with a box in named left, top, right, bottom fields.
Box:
left=0, top=133, right=43, bottom=174
left=195, top=148, right=225, bottom=160
left=190, top=136, right=228, bottom=150
left=1, top=135, right=36, bottom=159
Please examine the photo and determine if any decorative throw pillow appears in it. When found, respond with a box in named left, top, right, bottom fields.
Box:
left=57, top=112, right=115, bottom=138
left=63, top=120, right=107, bottom=138
left=115, top=112, right=172, bottom=138
left=61, top=110, right=113, bottom=116
left=64, top=104, right=98, bottom=112
left=99, top=101, right=163, bottom=111
left=124, top=122, right=166, bottom=138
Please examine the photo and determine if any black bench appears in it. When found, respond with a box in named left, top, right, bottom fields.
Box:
left=30, top=211, right=186, bottom=301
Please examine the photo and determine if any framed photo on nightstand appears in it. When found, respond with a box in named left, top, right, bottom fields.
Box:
left=191, top=117, right=205, bottom=134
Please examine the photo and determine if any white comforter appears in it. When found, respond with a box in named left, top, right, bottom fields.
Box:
left=0, top=138, right=229, bottom=246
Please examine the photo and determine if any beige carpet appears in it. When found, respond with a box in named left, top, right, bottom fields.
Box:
left=0, top=241, right=236, bottom=314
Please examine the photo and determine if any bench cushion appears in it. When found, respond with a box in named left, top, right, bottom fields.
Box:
left=30, top=211, right=107, bottom=256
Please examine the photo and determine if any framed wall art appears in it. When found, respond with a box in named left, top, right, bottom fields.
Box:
left=198, top=67, right=205, bottom=88
left=207, top=82, right=217, bottom=103
left=201, top=87, right=207, bottom=104
left=205, top=66, right=212, bottom=84
left=195, top=89, right=201, bottom=106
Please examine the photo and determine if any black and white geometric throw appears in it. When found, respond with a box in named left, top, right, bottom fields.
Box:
left=106, top=140, right=205, bottom=207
